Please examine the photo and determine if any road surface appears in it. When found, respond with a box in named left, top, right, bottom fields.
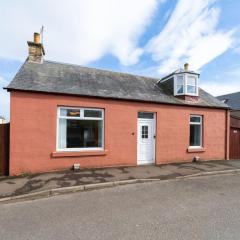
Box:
left=1, top=173, right=240, bottom=240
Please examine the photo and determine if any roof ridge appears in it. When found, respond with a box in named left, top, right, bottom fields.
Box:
left=44, top=60, right=160, bottom=81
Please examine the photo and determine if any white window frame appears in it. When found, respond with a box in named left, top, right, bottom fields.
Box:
left=186, top=75, right=197, bottom=95
left=56, top=106, right=104, bottom=152
left=174, top=74, right=198, bottom=96
left=189, top=115, right=202, bottom=148
left=176, top=75, right=184, bottom=94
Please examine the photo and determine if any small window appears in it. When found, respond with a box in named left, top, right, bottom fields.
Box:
left=60, top=108, right=80, bottom=117
left=142, top=126, right=148, bottom=139
left=58, top=107, right=104, bottom=151
left=138, top=112, right=154, bottom=119
left=187, top=76, right=196, bottom=94
left=189, top=115, right=202, bottom=147
left=190, top=116, right=201, bottom=123
left=177, top=75, right=184, bottom=94
left=84, top=109, right=102, bottom=118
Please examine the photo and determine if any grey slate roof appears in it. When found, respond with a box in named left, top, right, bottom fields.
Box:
left=6, top=60, right=228, bottom=109
left=217, top=92, right=240, bottom=110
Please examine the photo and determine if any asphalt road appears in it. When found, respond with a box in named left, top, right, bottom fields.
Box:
left=1, top=173, right=240, bottom=240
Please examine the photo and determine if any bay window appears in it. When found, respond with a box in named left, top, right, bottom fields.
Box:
left=57, top=107, right=104, bottom=151
left=189, top=115, right=202, bottom=147
left=174, top=74, right=198, bottom=96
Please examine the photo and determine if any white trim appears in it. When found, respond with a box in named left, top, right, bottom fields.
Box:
left=189, top=115, right=202, bottom=148
left=59, top=106, right=103, bottom=120
left=174, top=74, right=185, bottom=96
left=186, top=75, right=198, bottom=95
left=56, top=147, right=104, bottom=152
left=56, top=106, right=104, bottom=152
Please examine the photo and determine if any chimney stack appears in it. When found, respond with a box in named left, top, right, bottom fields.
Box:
left=184, top=63, right=189, bottom=71
left=27, top=32, right=45, bottom=63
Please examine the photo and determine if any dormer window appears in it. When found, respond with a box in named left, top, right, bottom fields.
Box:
left=174, top=74, right=198, bottom=96
left=158, top=63, right=199, bottom=100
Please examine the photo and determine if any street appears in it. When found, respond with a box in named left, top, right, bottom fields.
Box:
left=1, top=173, right=240, bottom=240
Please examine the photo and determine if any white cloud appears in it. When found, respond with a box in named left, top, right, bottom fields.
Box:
left=200, top=65, right=240, bottom=96
left=146, top=0, right=234, bottom=74
left=0, top=0, right=160, bottom=66
left=200, top=81, right=240, bottom=96
left=0, top=76, right=9, bottom=87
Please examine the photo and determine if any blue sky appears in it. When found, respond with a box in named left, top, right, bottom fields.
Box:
left=1, top=0, right=240, bottom=120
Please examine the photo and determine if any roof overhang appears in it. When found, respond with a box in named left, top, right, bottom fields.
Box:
left=5, top=88, right=230, bottom=110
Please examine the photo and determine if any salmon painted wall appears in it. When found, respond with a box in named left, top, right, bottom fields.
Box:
left=9, top=91, right=228, bottom=175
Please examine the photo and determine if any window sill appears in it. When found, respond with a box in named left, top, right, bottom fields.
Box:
left=187, top=147, right=205, bottom=153
left=52, top=150, right=108, bottom=158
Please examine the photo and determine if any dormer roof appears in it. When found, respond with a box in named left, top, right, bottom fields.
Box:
left=159, top=68, right=200, bottom=83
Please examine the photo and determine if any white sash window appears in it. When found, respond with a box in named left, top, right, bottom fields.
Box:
left=189, top=115, right=202, bottom=148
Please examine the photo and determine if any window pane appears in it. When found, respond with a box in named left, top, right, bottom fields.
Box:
left=60, top=108, right=80, bottom=117
left=142, top=126, right=148, bottom=139
left=177, top=85, right=184, bottom=94
left=187, top=76, right=196, bottom=86
left=190, top=116, right=201, bottom=123
left=84, top=109, right=102, bottom=118
left=187, top=85, right=196, bottom=94
left=190, top=125, right=201, bottom=146
left=176, top=76, right=184, bottom=94
left=138, top=112, right=154, bottom=119
left=58, top=119, right=103, bottom=149
left=58, top=118, right=67, bottom=148
left=177, top=76, right=184, bottom=85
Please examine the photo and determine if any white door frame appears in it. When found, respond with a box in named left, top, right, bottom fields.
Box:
left=137, top=113, right=156, bottom=165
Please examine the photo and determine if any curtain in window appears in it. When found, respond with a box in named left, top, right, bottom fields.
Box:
left=58, top=119, right=67, bottom=149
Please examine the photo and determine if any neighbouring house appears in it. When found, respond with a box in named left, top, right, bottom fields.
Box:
left=217, top=92, right=240, bottom=118
left=5, top=33, right=230, bottom=175
left=218, top=92, right=240, bottom=159
left=228, top=115, right=240, bottom=159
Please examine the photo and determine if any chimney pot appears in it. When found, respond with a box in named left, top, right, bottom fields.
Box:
left=184, top=63, right=189, bottom=71
left=34, top=32, right=40, bottom=44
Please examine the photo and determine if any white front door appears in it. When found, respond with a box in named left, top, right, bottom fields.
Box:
left=137, top=115, right=155, bottom=165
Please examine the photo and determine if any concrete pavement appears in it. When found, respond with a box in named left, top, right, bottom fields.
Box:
left=1, top=160, right=240, bottom=200
left=1, top=173, right=240, bottom=240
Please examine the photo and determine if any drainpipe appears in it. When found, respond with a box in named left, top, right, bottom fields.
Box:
left=225, top=109, right=230, bottom=160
